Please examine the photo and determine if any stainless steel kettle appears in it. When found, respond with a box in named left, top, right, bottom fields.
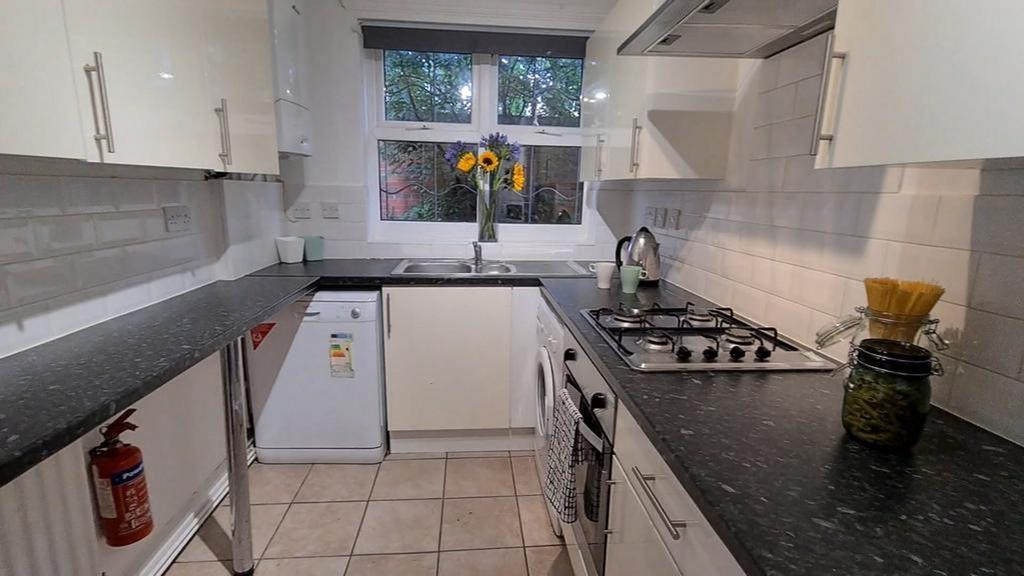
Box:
left=615, top=226, right=661, bottom=284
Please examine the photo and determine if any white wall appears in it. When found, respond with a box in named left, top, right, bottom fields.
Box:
left=280, top=1, right=623, bottom=261
left=614, top=36, right=1024, bottom=445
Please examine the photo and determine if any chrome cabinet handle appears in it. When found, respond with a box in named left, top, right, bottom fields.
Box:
left=83, top=51, right=115, bottom=153
left=811, top=33, right=848, bottom=156
left=629, top=118, right=641, bottom=174
left=595, top=135, right=605, bottom=180
left=302, top=311, right=321, bottom=317
left=385, top=293, right=391, bottom=339
left=215, top=98, right=233, bottom=166
left=631, top=466, right=688, bottom=540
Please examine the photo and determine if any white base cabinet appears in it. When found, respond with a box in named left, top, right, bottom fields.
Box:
left=382, top=287, right=512, bottom=432
left=607, top=456, right=683, bottom=576
left=816, top=0, right=1024, bottom=168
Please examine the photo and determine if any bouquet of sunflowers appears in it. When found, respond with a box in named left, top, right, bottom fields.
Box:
left=445, top=133, right=525, bottom=241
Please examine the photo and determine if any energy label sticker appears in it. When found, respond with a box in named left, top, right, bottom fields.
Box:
left=329, top=333, right=354, bottom=378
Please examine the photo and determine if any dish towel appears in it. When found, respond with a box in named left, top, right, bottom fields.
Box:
left=545, top=388, right=584, bottom=523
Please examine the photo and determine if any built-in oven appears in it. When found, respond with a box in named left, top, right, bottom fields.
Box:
left=563, top=348, right=616, bottom=576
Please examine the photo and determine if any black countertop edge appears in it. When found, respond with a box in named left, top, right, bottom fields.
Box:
left=537, top=284, right=764, bottom=575
left=0, top=275, right=317, bottom=488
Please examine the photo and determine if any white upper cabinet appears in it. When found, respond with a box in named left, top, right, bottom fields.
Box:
left=0, top=0, right=87, bottom=160
left=815, top=0, right=1024, bottom=168
left=582, top=0, right=738, bottom=181
left=63, top=0, right=222, bottom=169
left=203, top=0, right=280, bottom=174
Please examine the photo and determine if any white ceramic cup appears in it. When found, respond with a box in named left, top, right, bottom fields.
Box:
left=275, top=236, right=305, bottom=264
left=589, top=262, right=616, bottom=289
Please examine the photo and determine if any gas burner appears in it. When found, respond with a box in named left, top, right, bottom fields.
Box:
left=686, top=311, right=715, bottom=326
left=612, top=309, right=645, bottom=325
left=637, top=331, right=674, bottom=352
left=724, top=329, right=756, bottom=347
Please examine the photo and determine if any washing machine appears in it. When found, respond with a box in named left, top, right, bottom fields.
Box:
left=535, top=299, right=568, bottom=535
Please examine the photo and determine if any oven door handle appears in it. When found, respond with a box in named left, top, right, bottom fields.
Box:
left=577, top=420, right=605, bottom=451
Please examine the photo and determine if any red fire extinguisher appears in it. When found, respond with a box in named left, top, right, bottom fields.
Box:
left=89, top=409, right=154, bottom=547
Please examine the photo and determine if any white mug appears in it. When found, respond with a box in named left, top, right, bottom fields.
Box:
left=589, top=262, right=616, bottom=289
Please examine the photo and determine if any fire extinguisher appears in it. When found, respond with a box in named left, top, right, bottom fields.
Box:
left=89, top=409, right=154, bottom=547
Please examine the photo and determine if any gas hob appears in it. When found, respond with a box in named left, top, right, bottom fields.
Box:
left=580, top=303, right=833, bottom=372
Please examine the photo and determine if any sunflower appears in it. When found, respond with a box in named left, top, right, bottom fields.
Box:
left=456, top=152, right=477, bottom=173
left=512, top=162, right=526, bottom=192
left=479, top=150, right=499, bottom=172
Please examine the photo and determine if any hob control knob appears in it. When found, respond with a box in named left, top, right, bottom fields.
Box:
left=729, top=346, right=746, bottom=360
left=675, top=346, right=693, bottom=362
left=755, top=346, right=772, bottom=361
left=702, top=347, right=718, bottom=361
left=590, top=393, right=608, bottom=410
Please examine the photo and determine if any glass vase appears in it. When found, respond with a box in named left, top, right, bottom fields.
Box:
left=476, top=175, right=497, bottom=242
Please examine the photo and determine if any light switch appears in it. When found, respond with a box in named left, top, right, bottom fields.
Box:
left=655, top=207, right=667, bottom=228
left=667, top=209, right=681, bottom=230
left=644, top=206, right=657, bottom=227
left=320, top=202, right=340, bottom=219
left=290, top=202, right=312, bottom=219
left=162, top=205, right=192, bottom=232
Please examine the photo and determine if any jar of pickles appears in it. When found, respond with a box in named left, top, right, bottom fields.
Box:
left=841, top=339, right=943, bottom=450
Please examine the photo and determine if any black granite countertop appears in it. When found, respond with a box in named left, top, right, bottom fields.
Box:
left=540, top=277, right=1024, bottom=576
left=0, top=275, right=316, bottom=487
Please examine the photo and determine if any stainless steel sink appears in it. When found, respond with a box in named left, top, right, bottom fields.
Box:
left=397, top=261, right=474, bottom=274
left=476, top=262, right=516, bottom=274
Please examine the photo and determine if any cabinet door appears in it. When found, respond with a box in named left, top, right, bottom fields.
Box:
left=0, top=0, right=86, bottom=159
left=63, top=0, right=221, bottom=168
left=817, top=0, right=1024, bottom=168
left=203, top=0, right=280, bottom=174
left=383, top=287, right=512, bottom=431
left=606, top=456, right=682, bottom=576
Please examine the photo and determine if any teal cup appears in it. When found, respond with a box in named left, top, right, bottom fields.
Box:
left=620, top=265, right=648, bottom=293
left=303, top=235, right=324, bottom=261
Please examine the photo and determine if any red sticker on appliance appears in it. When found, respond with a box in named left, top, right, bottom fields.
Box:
left=250, top=323, right=276, bottom=350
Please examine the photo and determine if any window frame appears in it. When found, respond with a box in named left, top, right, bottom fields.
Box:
left=364, top=49, right=595, bottom=245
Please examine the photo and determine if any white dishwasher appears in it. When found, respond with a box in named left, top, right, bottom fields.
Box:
left=248, top=290, right=386, bottom=463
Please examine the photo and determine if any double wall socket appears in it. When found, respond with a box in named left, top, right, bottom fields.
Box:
left=289, top=202, right=312, bottom=219
left=644, top=206, right=657, bottom=227
left=320, top=202, right=341, bottom=219
left=667, top=209, right=681, bottom=229
left=163, top=205, right=192, bottom=232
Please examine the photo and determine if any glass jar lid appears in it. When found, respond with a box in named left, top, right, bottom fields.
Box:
left=855, top=339, right=934, bottom=377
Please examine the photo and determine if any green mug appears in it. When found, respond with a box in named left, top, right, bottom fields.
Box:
left=620, top=265, right=648, bottom=293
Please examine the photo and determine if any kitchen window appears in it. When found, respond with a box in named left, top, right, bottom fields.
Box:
left=367, top=47, right=586, bottom=230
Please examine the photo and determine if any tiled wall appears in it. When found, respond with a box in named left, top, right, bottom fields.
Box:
left=0, top=165, right=226, bottom=357
left=608, top=35, right=1024, bottom=445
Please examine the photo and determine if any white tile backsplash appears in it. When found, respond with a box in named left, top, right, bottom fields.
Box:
left=623, top=48, right=1024, bottom=445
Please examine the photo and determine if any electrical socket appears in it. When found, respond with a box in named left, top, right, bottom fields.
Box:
left=290, top=202, right=312, bottom=219
left=162, top=205, right=192, bottom=232
left=320, top=202, right=341, bottom=219
left=655, top=207, right=667, bottom=228
left=667, top=209, right=681, bottom=230
left=644, top=206, right=657, bottom=227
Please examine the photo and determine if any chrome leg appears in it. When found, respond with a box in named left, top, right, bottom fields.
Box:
left=221, top=337, right=254, bottom=576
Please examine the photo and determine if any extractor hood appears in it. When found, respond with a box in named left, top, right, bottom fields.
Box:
left=619, top=0, right=837, bottom=58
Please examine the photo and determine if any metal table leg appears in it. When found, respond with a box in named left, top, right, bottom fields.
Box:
left=221, top=336, right=254, bottom=576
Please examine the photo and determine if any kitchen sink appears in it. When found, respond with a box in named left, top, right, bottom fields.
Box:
left=476, top=262, right=515, bottom=274
left=397, top=261, right=475, bottom=274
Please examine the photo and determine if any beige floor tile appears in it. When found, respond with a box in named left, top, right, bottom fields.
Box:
left=518, top=496, right=562, bottom=547
left=166, top=562, right=231, bottom=576
left=263, top=502, right=365, bottom=558
left=176, top=504, right=287, bottom=562
left=353, top=499, right=443, bottom=554
left=438, top=548, right=528, bottom=576
left=256, top=556, right=348, bottom=575
left=444, top=457, right=515, bottom=498
left=294, top=464, right=377, bottom=502
left=511, top=457, right=541, bottom=495
left=371, top=459, right=445, bottom=500
left=345, top=553, right=437, bottom=576
left=440, top=497, right=523, bottom=551
left=525, top=546, right=573, bottom=576
left=386, top=452, right=445, bottom=460
left=247, top=463, right=311, bottom=504
left=447, top=451, right=509, bottom=458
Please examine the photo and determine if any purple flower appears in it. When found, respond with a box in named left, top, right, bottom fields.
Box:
left=480, top=132, right=520, bottom=161
left=444, top=141, right=472, bottom=165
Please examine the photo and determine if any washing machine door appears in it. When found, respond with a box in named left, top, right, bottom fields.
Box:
left=535, top=345, right=556, bottom=457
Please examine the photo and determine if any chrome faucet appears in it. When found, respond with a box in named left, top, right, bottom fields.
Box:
left=472, top=241, right=483, bottom=268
